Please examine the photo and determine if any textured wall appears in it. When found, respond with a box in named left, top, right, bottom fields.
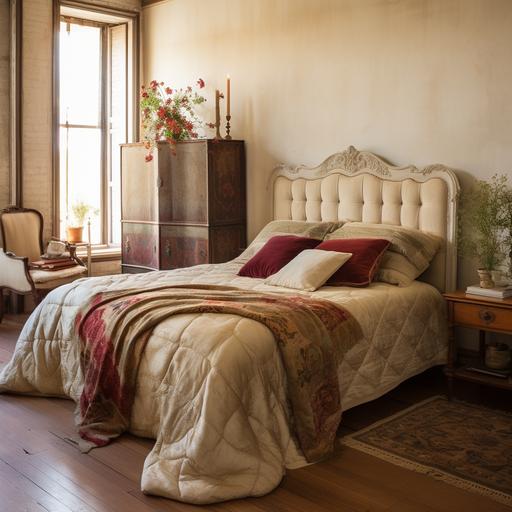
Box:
left=143, top=0, right=512, bottom=290
left=0, top=0, right=10, bottom=213
left=22, top=0, right=53, bottom=241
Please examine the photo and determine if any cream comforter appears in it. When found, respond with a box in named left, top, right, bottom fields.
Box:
left=0, top=259, right=447, bottom=504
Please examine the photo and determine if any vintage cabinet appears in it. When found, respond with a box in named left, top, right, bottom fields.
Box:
left=120, top=140, right=246, bottom=273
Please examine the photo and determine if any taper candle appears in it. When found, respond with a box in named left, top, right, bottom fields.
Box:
left=226, top=75, right=231, bottom=116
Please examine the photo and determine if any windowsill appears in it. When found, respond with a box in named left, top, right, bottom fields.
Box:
left=77, top=245, right=121, bottom=261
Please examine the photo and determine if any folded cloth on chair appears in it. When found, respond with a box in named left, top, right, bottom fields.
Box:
left=76, top=284, right=363, bottom=463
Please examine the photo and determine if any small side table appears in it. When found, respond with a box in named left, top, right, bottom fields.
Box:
left=443, top=291, right=512, bottom=398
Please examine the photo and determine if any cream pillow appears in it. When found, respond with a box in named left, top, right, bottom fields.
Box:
left=326, top=222, right=442, bottom=275
left=264, top=249, right=352, bottom=291
left=237, top=220, right=344, bottom=262
left=375, top=251, right=420, bottom=286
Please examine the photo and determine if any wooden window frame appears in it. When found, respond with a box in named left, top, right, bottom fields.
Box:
left=52, top=0, right=140, bottom=246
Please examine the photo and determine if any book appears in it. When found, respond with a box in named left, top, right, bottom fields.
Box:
left=30, top=258, right=77, bottom=271
left=466, top=284, right=512, bottom=299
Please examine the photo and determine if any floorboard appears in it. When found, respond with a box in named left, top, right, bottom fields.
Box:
left=0, top=313, right=509, bottom=511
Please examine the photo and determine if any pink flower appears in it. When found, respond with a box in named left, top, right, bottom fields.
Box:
left=197, top=78, right=205, bottom=88
left=165, top=87, right=173, bottom=94
left=141, top=92, right=148, bottom=98
left=145, top=154, right=153, bottom=162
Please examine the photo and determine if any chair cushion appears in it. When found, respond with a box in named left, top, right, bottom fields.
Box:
left=30, top=265, right=87, bottom=286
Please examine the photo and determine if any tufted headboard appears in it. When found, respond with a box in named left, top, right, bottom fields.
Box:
left=270, top=146, right=460, bottom=292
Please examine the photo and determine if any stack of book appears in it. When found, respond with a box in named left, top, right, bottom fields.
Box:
left=30, top=257, right=77, bottom=271
left=466, top=284, right=512, bottom=299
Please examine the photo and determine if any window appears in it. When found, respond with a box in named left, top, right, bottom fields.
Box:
left=56, top=5, right=138, bottom=246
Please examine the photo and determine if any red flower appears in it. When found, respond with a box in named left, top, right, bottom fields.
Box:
left=165, top=87, right=173, bottom=95
left=141, top=92, right=148, bottom=98
left=185, top=121, right=193, bottom=131
left=145, top=154, right=153, bottom=162
left=197, top=78, right=205, bottom=88
left=157, top=107, right=166, bottom=119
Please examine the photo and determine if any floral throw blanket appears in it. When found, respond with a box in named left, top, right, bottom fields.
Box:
left=76, top=284, right=363, bottom=463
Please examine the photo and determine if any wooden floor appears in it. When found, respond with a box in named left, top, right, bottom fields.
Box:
left=0, top=314, right=509, bottom=512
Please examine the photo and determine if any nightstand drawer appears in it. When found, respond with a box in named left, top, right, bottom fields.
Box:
left=453, top=302, right=512, bottom=331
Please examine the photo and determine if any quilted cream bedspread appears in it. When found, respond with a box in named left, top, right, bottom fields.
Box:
left=0, top=259, right=447, bottom=504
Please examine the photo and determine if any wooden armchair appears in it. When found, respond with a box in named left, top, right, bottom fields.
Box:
left=0, top=206, right=87, bottom=322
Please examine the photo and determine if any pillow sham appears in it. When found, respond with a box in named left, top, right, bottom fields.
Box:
left=326, top=222, right=441, bottom=275
left=238, top=235, right=321, bottom=278
left=316, top=238, right=390, bottom=287
left=237, top=220, right=344, bottom=262
left=264, top=249, right=352, bottom=291
left=375, top=251, right=422, bottom=286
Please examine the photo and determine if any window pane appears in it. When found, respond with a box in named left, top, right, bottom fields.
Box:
left=60, top=21, right=101, bottom=126
left=109, top=24, right=127, bottom=245
left=60, top=127, right=102, bottom=244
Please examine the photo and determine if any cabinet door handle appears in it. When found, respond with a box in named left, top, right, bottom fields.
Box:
left=479, top=309, right=496, bottom=324
left=165, top=241, right=171, bottom=257
left=124, top=238, right=131, bottom=253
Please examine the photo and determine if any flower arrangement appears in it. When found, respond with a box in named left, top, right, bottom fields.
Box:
left=140, top=78, right=207, bottom=162
left=459, top=173, right=512, bottom=278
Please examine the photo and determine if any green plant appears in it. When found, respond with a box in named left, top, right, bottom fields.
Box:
left=458, top=174, right=509, bottom=271
left=497, top=177, right=512, bottom=276
left=70, top=201, right=98, bottom=227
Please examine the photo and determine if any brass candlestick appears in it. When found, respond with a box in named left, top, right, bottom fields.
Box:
left=225, top=115, right=232, bottom=140
left=214, top=90, right=223, bottom=140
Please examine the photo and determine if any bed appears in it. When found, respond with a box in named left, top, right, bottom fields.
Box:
left=0, top=146, right=460, bottom=504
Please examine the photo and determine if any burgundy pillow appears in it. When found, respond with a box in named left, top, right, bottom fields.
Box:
left=238, top=235, right=321, bottom=278
left=316, top=238, right=390, bottom=287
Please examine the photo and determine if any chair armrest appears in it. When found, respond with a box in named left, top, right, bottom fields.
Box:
left=0, top=249, right=34, bottom=292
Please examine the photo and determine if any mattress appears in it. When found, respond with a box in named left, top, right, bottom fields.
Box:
left=0, top=259, right=447, bottom=502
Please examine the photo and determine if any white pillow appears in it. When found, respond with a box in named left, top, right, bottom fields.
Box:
left=264, top=249, right=352, bottom=291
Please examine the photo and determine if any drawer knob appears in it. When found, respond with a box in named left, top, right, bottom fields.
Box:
left=479, top=309, right=496, bottom=324
left=124, top=238, right=131, bottom=253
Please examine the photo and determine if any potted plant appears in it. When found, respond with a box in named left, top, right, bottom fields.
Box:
left=140, top=78, right=207, bottom=162
left=459, top=175, right=507, bottom=288
left=497, top=176, right=512, bottom=279
left=67, top=201, right=98, bottom=243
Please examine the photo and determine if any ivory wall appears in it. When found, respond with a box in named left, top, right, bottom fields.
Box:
left=143, top=0, right=512, bottom=288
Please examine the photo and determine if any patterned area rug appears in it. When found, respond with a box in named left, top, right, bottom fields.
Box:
left=342, top=396, right=512, bottom=506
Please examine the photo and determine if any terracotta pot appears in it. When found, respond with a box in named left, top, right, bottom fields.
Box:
left=477, top=269, right=495, bottom=289
left=66, top=225, right=84, bottom=243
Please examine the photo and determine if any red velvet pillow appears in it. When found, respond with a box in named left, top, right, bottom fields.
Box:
left=238, top=235, right=321, bottom=278
left=316, top=238, right=390, bottom=287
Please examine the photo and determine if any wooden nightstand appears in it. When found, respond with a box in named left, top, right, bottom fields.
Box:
left=443, top=291, right=512, bottom=398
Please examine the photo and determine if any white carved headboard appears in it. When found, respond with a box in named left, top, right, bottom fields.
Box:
left=270, top=146, right=460, bottom=292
